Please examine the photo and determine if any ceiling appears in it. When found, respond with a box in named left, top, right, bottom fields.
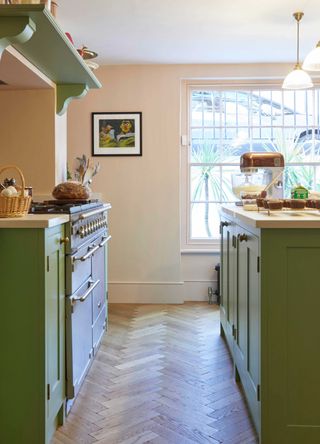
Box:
left=58, top=0, right=320, bottom=65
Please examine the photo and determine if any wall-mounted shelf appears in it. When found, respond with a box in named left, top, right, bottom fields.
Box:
left=0, top=4, right=101, bottom=114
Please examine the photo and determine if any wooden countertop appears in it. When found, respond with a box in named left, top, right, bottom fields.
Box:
left=0, top=214, right=69, bottom=228
left=221, top=204, right=320, bottom=228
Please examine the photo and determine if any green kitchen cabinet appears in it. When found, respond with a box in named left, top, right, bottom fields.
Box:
left=220, top=217, right=261, bottom=433
left=260, top=228, right=320, bottom=444
left=234, top=225, right=260, bottom=433
left=220, top=207, right=320, bottom=443
left=0, top=224, right=65, bottom=444
left=220, top=217, right=236, bottom=352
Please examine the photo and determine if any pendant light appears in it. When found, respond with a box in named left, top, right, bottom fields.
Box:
left=303, top=41, right=320, bottom=71
left=282, top=12, right=313, bottom=90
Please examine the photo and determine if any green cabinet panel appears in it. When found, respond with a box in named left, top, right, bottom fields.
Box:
left=45, top=227, right=65, bottom=437
left=220, top=218, right=236, bottom=353
left=234, top=225, right=260, bottom=433
left=0, top=225, right=65, bottom=444
left=220, top=209, right=320, bottom=444
left=220, top=217, right=261, bottom=434
left=260, top=229, right=320, bottom=444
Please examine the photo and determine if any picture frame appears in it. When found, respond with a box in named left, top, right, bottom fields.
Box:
left=92, top=112, right=142, bottom=156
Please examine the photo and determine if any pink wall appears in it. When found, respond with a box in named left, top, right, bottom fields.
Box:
left=0, top=89, right=56, bottom=193
left=67, top=63, right=292, bottom=302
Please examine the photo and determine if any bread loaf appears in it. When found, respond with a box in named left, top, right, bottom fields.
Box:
left=52, top=181, right=90, bottom=200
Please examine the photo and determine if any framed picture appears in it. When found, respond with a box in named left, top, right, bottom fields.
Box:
left=92, top=112, right=142, bottom=156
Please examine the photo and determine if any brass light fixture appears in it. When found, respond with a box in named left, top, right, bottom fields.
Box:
left=282, top=12, right=313, bottom=90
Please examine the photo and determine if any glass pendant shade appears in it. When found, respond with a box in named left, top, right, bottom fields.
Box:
left=283, top=12, right=313, bottom=90
left=282, top=64, right=313, bottom=89
left=303, top=42, right=320, bottom=71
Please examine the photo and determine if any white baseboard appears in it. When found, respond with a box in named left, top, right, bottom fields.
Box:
left=108, top=280, right=218, bottom=304
left=183, top=280, right=217, bottom=302
left=108, top=281, right=184, bottom=304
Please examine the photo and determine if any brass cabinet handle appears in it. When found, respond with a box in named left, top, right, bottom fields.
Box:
left=238, top=233, right=248, bottom=242
left=60, top=237, right=70, bottom=244
left=98, top=301, right=101, bottom=308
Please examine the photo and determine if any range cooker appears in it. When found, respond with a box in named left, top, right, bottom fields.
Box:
left=31, top=200, right=111, bottom=412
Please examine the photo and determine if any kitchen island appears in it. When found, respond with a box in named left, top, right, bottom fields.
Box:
left=220, top=204, right=320, bottom=444
left=0, top=215, right=67, bottom=444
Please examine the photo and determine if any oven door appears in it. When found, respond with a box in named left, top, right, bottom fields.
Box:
left=92, top=233, right=111, bottom=354
left=66, top=277, right=100, bottom=401
left=66, top=237, right=100, bottom=295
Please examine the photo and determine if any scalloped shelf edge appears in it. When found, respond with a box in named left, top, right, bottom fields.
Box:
left=0, top=5, right=102, bottom=115
left=0, top=16, right=36, bottom=55
left=56, top=84, right=89, bottom=115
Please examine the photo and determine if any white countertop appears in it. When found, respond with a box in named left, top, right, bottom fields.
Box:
left=221, top=204, right=320, bottom=228
left=0, top=214, right=69, bottom=228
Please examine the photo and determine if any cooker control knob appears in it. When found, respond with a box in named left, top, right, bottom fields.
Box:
left=79, top=226, right=85, bottom=238
left=93, top=221, right=98, bottom=231
left=88, top=223, right=93, bottom=234
left=84, top=225, right=89, bottom=236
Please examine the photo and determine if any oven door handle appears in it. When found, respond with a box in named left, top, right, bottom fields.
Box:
left=73, top=279, right=100, bottom=302
left=79, top=208, right=106, bottom=220
left=99, top=234, right=112, bottom=247
left=73, top=244, right=100, bottom=262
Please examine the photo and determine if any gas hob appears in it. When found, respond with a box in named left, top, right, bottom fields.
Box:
left=30, top=199, right=103, bottom=214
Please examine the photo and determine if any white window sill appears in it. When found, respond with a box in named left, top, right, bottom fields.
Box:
left=181, top=249, right=220, bottom=254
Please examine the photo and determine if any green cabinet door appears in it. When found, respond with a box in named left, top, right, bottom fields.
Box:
left=261, top=229, right=320, bottom=444
left=45, top=226, right=65, bottom=442
left=0, top=225, right=66, bottom=444
left=234, top=226, right=261, bottom=434
left=220, top=217, right=236, bottom=352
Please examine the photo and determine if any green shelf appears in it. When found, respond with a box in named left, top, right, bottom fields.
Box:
left=0, top=4, right=101, bottom=114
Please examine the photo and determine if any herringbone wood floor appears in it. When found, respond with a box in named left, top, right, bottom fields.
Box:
left=52, top=303, right=258, bottom=444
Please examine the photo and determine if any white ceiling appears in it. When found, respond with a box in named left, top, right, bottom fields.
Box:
left=58, top=0, right=320, bottom=65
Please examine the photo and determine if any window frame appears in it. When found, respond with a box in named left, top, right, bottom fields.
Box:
left=180, top=79, right=320, bottom=252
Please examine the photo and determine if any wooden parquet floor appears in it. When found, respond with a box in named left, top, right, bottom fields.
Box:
left=52, top=303, right=258, bottom=444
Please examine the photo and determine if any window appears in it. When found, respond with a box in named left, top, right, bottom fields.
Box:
left=182, top=85, right=320, bottom=249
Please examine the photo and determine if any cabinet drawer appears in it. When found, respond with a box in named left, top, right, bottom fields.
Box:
left=92, top=280, right=105, bottom=322
left=66, top=243, right=93, bottom=295
left=66, top=279, right=94, bottom=400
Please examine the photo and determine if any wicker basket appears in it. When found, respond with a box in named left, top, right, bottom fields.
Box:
left=0, top=165, right=32, bottom=218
